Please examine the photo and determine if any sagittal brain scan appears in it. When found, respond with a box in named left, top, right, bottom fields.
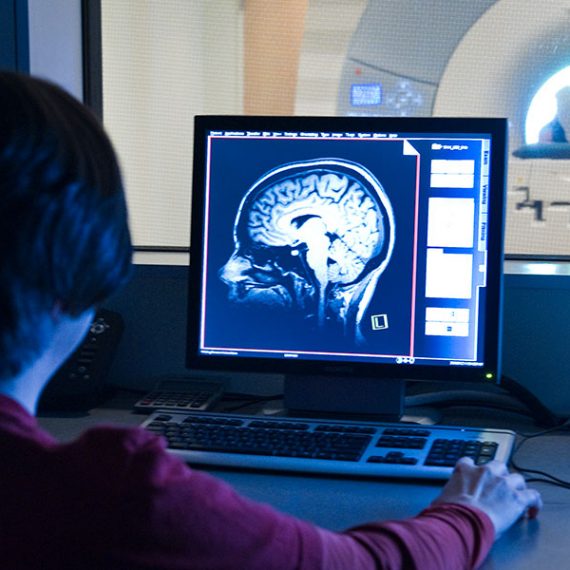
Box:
left=219, top=159, right=395, bottom=345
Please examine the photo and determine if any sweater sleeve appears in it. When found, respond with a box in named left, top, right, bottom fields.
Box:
left=85, top=427, right=324, bottom=569
left=318, top=503, right=495, bottom=570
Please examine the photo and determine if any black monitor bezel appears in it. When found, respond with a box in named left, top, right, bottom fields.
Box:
left=187, top=115, right=506, bottom=385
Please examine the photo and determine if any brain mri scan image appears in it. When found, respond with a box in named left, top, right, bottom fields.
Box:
left=219, top=159, right=395, bottom=345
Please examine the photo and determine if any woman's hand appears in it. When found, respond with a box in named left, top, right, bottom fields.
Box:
left=432, top=457, right=542, bottom=538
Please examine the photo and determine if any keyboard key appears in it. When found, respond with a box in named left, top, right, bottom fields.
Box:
left=383, top=428, right=431, bottom=437
left=375, top=436, right=427, bottom=449
left=367, top=453, right=418, bottom=465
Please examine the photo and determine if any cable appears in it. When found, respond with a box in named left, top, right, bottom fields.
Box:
left=510, top=419, right=570, bottom=489
left=515, top=419, right=570, bottom=440
left=501, top=375, right=565, bottom=428
left=406, top=391, right=537, bottom=419
left=406, top=376, right=567, bottom=428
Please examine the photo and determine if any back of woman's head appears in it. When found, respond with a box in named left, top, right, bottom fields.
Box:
left=0, top=72, right=132, bottom=379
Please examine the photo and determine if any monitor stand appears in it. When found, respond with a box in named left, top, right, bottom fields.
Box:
left=284, top=375, right=405, bottom=422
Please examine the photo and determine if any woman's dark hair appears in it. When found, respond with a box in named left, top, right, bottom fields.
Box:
left=0, top=71, right=132, bottom=379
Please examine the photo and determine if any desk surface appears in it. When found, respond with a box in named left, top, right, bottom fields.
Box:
left=38, top=394, right=570, bottom=570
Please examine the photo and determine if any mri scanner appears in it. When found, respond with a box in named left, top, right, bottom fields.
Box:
left=337, top=0, right=570, bottom=257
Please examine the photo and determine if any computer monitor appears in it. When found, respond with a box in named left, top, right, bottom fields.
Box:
left=187, top=115, right=507, bottom=420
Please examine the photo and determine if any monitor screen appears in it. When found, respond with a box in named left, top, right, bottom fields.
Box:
left=188, top=116, right=507, bottom=417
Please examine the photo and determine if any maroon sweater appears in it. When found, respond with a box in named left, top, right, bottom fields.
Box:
left=0, top=395, right=494, bottom=569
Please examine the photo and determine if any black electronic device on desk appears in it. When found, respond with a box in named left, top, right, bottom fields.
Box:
left=39, top=309, right=123, bottom=412
left=134, top=378, right=224, bottom=413
left=187, top=115, right=507, bottom=421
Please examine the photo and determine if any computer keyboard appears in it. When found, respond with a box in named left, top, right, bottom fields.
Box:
left=141, top=410, right=516, bottom=480
left=134, top=379, right=224, bottom=413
